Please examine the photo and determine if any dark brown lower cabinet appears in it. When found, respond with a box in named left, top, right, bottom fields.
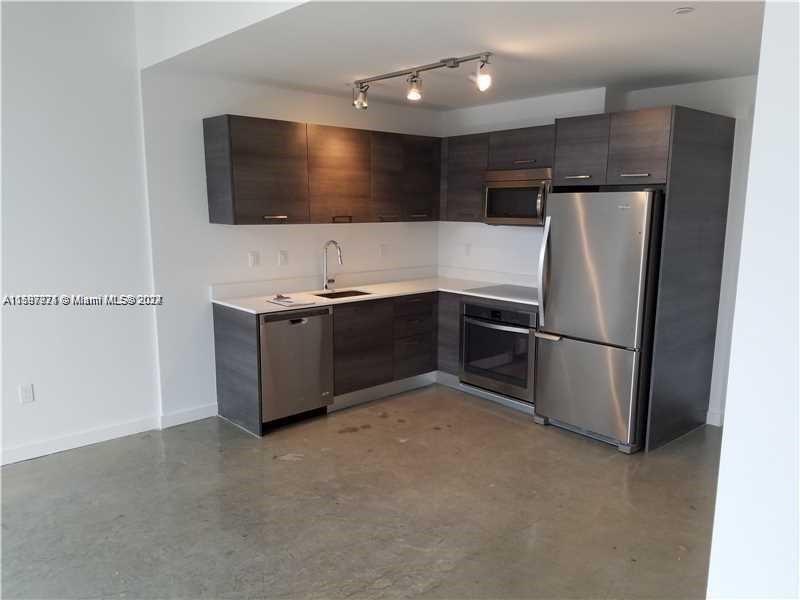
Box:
left=333, top=299, right=394, bottom=394
left=437, top=292, right=462, bottom=375
left=392, top=294, right=437, bottom=380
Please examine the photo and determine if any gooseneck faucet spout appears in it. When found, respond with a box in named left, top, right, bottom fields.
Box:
left=323, top=240, right=343, bottom=291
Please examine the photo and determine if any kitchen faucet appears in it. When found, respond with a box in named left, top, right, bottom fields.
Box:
left=322, top=240, right=343, bottom=290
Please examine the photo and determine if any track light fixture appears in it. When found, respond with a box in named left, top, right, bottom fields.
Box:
left=475, top=55, right=492, bottom=92
left=406, top=73, right=422, bottom=102
left=352, top=83, right=369, bottom=110
left=352, top=51, right=492, bottom=110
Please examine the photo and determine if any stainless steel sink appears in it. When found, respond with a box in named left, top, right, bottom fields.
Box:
left=313, top=290, right=371, bottom=299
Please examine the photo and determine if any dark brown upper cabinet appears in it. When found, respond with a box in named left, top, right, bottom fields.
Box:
left=488, top=125, right=555, bottom=170
left=371, top=131, right=405, bottom=222
left=606, top=107, right=672, bottom=185
left=203, top=115, right=310, bottom=224
left=308, top=124, right=372, bottom=223
left=553, top=113, right=610, bottom=186
left=402, top=135, right=441, bottom=221
left=443, top=133, right=489, bottom=221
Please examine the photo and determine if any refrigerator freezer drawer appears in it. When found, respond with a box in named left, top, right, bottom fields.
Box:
left=534, top=335, right=639, bottom=444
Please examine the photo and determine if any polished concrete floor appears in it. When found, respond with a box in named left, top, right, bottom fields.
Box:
left=3, top=385, right=722, bottom=599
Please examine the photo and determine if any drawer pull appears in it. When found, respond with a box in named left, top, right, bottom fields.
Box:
left=409, top=213, right=429, bottom=218
left=379, top=214, right=400, bottom=221
left=332, top=215, right=353, bottom=223
left=263, top=215, right=289, bottom=220
left=513, top=159, right=536, bottom=165
left=564, top=175, right=591, bottom=180
left=619, top=173, right=651, bottom=178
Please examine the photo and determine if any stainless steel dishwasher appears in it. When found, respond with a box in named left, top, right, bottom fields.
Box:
left=259, top=306, right=334, bottom=423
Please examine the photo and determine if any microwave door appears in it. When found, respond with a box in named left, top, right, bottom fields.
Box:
left=484, top=181, right=545, bottom=225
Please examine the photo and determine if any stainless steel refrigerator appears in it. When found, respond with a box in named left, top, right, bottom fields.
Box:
left=533, top=190, right=658, bottom=453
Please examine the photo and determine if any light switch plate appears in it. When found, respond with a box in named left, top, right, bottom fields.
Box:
left=278, top=250, right=289, bottom=266
left=18, top=383, right=35, bottom=404
left=379, top=244, right=389, bottom=258
left=247, top=251, right=260, bottom=268
left=464, top=243, right=472, bottom=257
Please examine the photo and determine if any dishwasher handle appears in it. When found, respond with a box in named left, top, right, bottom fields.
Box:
left=262, top=307, right=331, bottom=323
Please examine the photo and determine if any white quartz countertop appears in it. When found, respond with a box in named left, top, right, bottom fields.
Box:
left=212, top=277, right=538, bottom=315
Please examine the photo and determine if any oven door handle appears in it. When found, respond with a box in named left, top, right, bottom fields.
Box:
left=463, top=317, right=530, bottom=335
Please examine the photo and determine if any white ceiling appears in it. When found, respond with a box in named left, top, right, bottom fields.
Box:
left=155, top=1, right=764, bottom=110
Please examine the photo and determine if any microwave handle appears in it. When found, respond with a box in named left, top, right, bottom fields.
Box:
left=536, top=188, right=543, bottom=219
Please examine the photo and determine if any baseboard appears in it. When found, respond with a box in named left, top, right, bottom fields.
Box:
left=1, top=415, right=159, bottom=466
left=435, top=371, right=536, bottom=416
left=160, top=403, right=218, bottom=429
left=330, top=372, right=437, bottom=412
left=705, top=410, right=724, bottom=427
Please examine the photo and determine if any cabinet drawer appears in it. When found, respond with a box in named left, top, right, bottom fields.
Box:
left=394, top=313, right=434, bottom=339
left=394, top=333, right=436, bottom=379
left=393, top=293, right=436, bottom=316
left=553, top=114, right=610, bottom=186
left=606, top=108, right=672, bottom=185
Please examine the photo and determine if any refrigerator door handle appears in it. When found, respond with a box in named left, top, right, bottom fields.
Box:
left=537, top=215, right=551, bottom=326
left=534, top=331, right=561, bottom=341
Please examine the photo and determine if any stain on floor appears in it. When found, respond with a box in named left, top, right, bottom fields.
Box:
left=1, top=384, right=722, bottom=599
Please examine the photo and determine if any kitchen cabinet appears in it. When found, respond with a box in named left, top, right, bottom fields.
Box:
left=553, top=113, right=610, bottom=186
left=488, top=125, right=555, bottom=170
left=333, top=299, right=394, bottom=394
left=437, top=292, right=462, bottom=375
left=393, top=293, right=437, bottom=380
left=371, top=133, right=441, bottom=222
left=606, top=107, right=672, bottom=185
left=402, top=135, right=441, bottom=221
left=203, top=115, right=309, bottom=224
left=308, top=124, right=372, bottom=223
left=443, top=133, right=489, bottom=221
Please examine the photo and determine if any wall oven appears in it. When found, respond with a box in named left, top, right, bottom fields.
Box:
left=483, top=167, right=551, bottom=226
left=460, top=301, right=537, bottom=403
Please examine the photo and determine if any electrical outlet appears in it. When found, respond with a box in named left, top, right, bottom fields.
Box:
left=18, top=384, right=35, bottom=404
left=379, top=244, right=389, bottom=258
left=247, top=251, right=260, bottom=268
left=278, top=250, right=289, bottom=266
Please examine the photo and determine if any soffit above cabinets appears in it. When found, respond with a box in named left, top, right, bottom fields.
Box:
left=152, top=1, right=764, bottom=110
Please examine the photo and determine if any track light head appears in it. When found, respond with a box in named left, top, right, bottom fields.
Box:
left=352, top=83, right=369, bottom=110
left=476, top=56, right=492, bottom=92
left=406, top=73, right=422, bottom=102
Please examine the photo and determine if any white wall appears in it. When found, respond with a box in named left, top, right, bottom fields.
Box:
left=436, top=88, right=607, bottom=285
left=1, top=3, right=159, bottom=464
left=706, top=2, right=799, bottom=597
left=611, top=76, right=758, bottom=426
left=139, top=68, right=441, bottom=425
left=134, top=2, right=301, bottom=69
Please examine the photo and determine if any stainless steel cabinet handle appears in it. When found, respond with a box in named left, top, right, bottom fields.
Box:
left=564, top=175, right=591, bottom=180
left=619, top=173, right=650, bottom=178
left=464, top=317, right=530, bottom=335
left=379, top=214, right=400, bottom=221
left=513, top=159, right=536, bottom=165
left=537, top=215, right=551, bottom=326
left=409, top=213, right=429, bottom=218
left=263, top=215, right=289, bottom=220
left=534, top=331, right=561, bottom=341
left=332, top=215, right=353, bottom=223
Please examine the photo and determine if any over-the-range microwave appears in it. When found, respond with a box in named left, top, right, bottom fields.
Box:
left=483, top=167, right=551, bottom=226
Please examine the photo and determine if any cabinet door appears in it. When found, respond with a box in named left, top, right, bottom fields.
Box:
left=488, top=125, right=555, bottom=170
left=553, top=114, right=610, bottom=186
left=444, top=133, right=489, bottom=221
left=403, top=135, right=441, bottom=221
left=371, top=132, right=405, bottom=222
left=606, top=107, right=672, bottom=185
left=204, top=115, right=309, bottom=225
left=333, top=300, right=393, bottom=394
left=437, top=292, right=462, bottom=375
left=308, top=124, right=372, bottom=223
